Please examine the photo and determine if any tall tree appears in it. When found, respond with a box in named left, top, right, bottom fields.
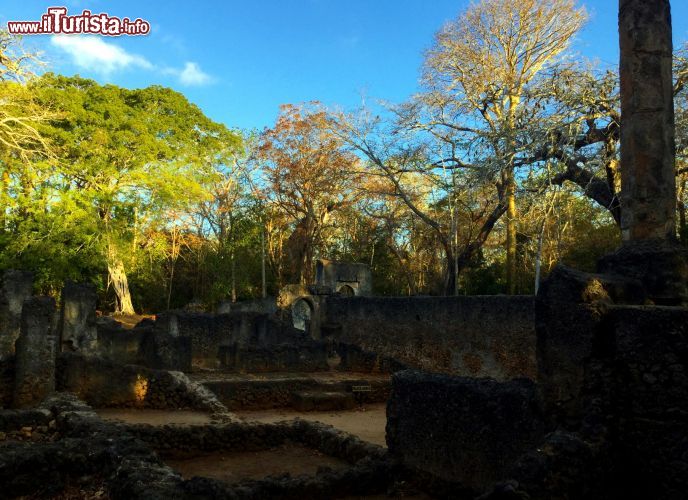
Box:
left=257, top=104, right=360, bottom=284
left=419, top=0, right=587, bottom=294
left=25, top=75, right=241, bottom=313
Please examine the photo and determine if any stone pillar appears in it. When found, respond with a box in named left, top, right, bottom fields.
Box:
left=0, top=270, right=34, bottom=360
left=618, top=0, right=676, bottom=242
left=13, top=297, right=58, bottom=408
left=59, top=282, right=98, bottom=354
left=600, top=0, right=687, bottom=304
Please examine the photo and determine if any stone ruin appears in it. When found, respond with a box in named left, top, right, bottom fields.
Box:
left=0, top=2, right=687, bottom=498
left=315, top=259, right=373, bottom=297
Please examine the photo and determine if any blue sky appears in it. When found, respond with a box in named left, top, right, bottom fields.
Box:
left=3, top=1, right=688, bottom=132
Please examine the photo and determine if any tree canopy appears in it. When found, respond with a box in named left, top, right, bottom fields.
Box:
left=2, top=1, right=687, bottom=311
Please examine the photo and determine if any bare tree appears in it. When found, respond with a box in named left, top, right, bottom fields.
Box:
left=417, top=0, right=587, bottom=294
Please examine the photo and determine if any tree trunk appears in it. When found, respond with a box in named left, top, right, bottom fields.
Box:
left=505, top=175, right=517, bottom=295
left=388, top=243, right=416, bottom=296
left=261, top=228, right=267, bottom=298
left=442, top=242, right=457, bottom=296
left=107, top=251, right=135, bottom=315
left=679, top=179, right=687, bottom=245
left=0, top=169, right=9, bottom=232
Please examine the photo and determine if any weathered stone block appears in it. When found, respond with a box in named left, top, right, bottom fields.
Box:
left=386, top=370, right=544, bottom=495
left=59, top=282, right=98, bottom=354
left=536, top=265, right=646, bottom=427
left=598, top=240, right=688, bottom=305
left=13, top=297, right=57, bottom=408
left=0, top=270, right=33, bottom=360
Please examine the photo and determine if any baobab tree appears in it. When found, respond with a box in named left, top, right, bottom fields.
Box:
left=419, top=0, right=587, bottom=294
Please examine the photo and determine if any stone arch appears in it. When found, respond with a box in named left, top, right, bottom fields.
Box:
left=338, top=284, right=355, bottom=297
left=291, top=297, right=314, bottom=334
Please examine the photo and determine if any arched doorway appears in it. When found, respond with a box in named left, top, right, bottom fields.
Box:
left=291, top=298, right=313, bottom=332
left=338, top=285, right=355, bottom=297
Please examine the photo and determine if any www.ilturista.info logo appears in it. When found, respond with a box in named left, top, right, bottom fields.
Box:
left=7, top=7, right=150, bottom=36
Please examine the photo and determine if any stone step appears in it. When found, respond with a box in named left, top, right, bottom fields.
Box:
left=291, top=391, right=356, bottom=412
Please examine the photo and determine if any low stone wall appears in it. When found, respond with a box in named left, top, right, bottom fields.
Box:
left=125, top=418, right=387, bottom=463
left=56, top=353, right=229, bottom=416
left=0, top=393, right=397, bottom=500
left=154, top=311, right=309, bottom=370
left=216, top=297, right=277, bottom=315
left=203, top=376, right=390, bottom=411
left=324, top=295, right=536, bottom=380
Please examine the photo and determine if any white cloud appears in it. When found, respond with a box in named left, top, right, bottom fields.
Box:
left=50, top=35, right=214, bottom=86
left=51, top=35, right=153, bottom=74
left=178, top=62, right=212, bottom=86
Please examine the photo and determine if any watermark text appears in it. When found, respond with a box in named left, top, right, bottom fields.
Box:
left=8, top=7, right=150, bottom=36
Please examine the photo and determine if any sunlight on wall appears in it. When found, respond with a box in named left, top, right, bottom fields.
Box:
left=133, top=374, right=149, bottom=404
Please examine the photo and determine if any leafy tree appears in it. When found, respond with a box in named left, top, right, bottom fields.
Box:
left=11, top=74, right=242, bottom=312
left=257, top=103, right=361, bottom=284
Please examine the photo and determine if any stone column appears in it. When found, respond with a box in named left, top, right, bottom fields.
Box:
left=600, top=0, right=687, bottom=304
left=0, top=270, right=34, bottom=360
left=60, top=282, right=98, bottom=354
left=618, top=0, right=676, bottom=241
left=13, top=297, right=58, bottom=408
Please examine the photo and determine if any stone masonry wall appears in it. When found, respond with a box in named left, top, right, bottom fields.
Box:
left=0, top=270, right=33, bottom=360
left=323, top=295, right=536, bottom=380
left=386, top=370, right=545, bottom=496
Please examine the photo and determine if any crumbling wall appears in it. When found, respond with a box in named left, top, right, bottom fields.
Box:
left=154, top=311, right=273, bottom=369
left=0, top=270, right=33, bottom=360
left=59, top=282, right=98, bottom=354
left=14, top=297, right=58, bottom=408
left=386, top=370, right=545, bottom=496
left=56, top=353, right=228, bottom=415
left=315, top=260, right=373, bottom=296
left=324, top=295, right=536, bottom=380
left=216, top=297, right=277, bottom=315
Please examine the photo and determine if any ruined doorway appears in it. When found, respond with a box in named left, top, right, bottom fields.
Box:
left=338, top=285, right=355, bottom=297
left=291, top=298, right=313, bottom=333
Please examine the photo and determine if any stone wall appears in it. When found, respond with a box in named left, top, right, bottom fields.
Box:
left=386, top=370, right=545, bottom=496
left=13, top=297, right=58, bottom=408
left=59, top=282, right=98, bottom=354
left=56, top=353, right=228, bottom=415
left=154, top=311, right=278, bottom=370
left=203, top=375, right=390, bottom=411
left=216, top=297, right=277, bottom=315
left=323, top=295, right=536, bottom=380
left=536, top=299, right=688, bottom=499
left=0, top=270, right=33, bottom=360
left=315, top=260, right=373, bottom=296
left=0, top=393, right=395, bottom=500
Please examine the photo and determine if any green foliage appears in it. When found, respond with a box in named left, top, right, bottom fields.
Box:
left=1, top=73, right=243, bottom=301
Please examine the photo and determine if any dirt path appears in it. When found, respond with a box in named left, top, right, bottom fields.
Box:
left=237, top=403, right=388, bottom=447
left=190, top=371, right=391, bottom=383
left=166, top=444, right=349, bottom=482
left=96, top=409, right=213, bottom=425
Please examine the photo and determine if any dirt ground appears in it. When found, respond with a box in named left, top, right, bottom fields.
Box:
left=165, top=444, right=349, bottom=482
left=96, top=409, right=213, bottom=425
left=237, top=403, right=388, bottom=447
left=189, top=371, right=391, bottom=384
left=95, top=404, right=388, bottom=447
